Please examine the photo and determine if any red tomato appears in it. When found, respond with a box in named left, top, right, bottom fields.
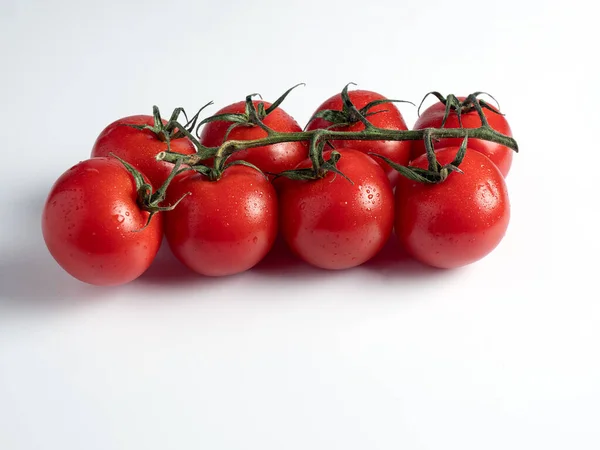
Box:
left=395, top=147, right=510, bottom=269
left=199, top=100, right=308, bottom=175
left=277, top=149, right=394, bottom=270
left=42, top=157, right=163, bottom=286
left=305, top=89, right=411, bottom=186
left=164, top=165, right=278, bottom=276
left=411, top=97, right=513, bottom=177
left=91, top=115, right=196, bottom=188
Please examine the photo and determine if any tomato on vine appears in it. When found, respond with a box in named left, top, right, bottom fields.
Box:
left=91, top=106, right=197, bottom=188
left=394, top=146, right=510, bottom=269
left=199, top=86, right=308, bottom=176
left=411, top=93, right=514, bottom=177
left=276, top=149, right=394, bottom=270
left=305, top=85, right=412, bottom=186
left=42, top=157, right=172, bottom=286
left=163, top=161, right=278, bottom=277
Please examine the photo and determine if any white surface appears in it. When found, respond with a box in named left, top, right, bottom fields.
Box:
left=1, top=1, right=598, bottom=449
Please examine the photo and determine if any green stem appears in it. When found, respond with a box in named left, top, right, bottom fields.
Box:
left=160, top=124, right=518, bottom=167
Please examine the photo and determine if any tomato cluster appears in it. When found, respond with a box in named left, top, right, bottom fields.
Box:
left=42, top=86, right=516, bottom=286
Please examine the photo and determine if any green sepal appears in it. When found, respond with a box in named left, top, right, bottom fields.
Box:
left=369, top=153, right=442, bottom=184
left=359, top=98, right=415, bottom=116
left=273, top=167, right=318, bottom=182
left=309, top=109, right=348, bottom=125
left=264, top=83, right=305, bottom=115
left=170, top=101, right=214, bottom=139
left=198, top=112, right=249, bottom=126
left=273, top=150, right=352, bottom=184
left=109, top=153, right=189, bottom=230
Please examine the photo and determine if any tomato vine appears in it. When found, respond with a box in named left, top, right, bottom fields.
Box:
left=155, top=84, right=518, bottom=185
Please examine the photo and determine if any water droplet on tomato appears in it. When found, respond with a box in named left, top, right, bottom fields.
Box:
left=115, top=214, right=125, bottom=224
left=253, top=236, right=258, bottom=244
left=299, top=203, right=306, bottom=210
left=125, top=211, right=130, bottom=216
left=368, top=194, right=373, bottom=199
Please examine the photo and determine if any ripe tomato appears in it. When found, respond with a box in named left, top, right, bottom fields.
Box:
left=305, top=89, right=411, bottom=186
left=164, top=165, right=278, bottom=276
left=395, top=147, right=510, bottom=269
left=42, top=157, right=163, bottom=286
left=411, top=97, right=513, bottom=177
left=277, top=149, right=394, bottom=270
left=91, top=115, right=196, bottom=188
left=199, top=100, right=307, bottom=175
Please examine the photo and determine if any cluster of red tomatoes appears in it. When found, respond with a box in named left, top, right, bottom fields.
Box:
left=42, top=87, right=515, bottom=286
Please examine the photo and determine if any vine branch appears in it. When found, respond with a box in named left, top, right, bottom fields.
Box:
left=159, top=123, right=518, bottom=167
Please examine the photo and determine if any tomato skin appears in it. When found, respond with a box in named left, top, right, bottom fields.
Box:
left=411, top=98, right=513, bottom=177
left=199, top=101, right=308, bottom=175
left=277, top=149, right=394, bottom=270
left=91, top=115, right=196, bottom=188
left=42, top=157, right=163, bottom=286
left=305, top=90, right=411, bottom=186
left=164, top=165, right=278, bottom=276
left=395, top=147, right=510, bottom=269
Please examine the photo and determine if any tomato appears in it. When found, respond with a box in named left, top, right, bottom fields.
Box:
left=395, top=147, right=510, bottom=269
left=164, top=165, right=278, bottom=276
left=305, top=89, right=411, bottom=186
left=411, top=97, right=513, bottom=177
left=277, top=149, right=394, bottom=270
left=91, top=115, right=196, bottom=188
left=42, top=157, right=163, bottom=286
left=199, top=100, right=308, bottom=175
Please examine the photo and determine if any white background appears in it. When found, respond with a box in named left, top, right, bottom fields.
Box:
left=1, top=1, right=598, bottom=449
